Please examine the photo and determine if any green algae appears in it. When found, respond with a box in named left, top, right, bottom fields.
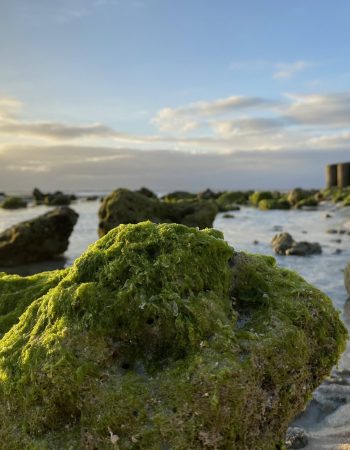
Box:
left=0, top=222, right=347, bottom=449
left=0, top=270, right=68, bottom=336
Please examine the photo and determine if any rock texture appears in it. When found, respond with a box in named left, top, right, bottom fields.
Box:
left=0, top=222, right=346, bottom=449
left=33, top=188, right=73, bottom=206
left=0, top=206, right=79, bottom=266
left=272, top=232, right=322, bottom=256
left=98, top=188, right=218, bottom=236
left=0, top=196, right=27, bottom=209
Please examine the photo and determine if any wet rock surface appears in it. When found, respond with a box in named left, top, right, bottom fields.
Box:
left=0, top=206, right=79, bottom=266
left=0, top=222, right=346, bottom=449
left=272, top=232, right=322, bottom=256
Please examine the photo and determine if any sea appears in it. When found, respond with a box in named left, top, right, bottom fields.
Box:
left=1, top=196, right=350, bottom=449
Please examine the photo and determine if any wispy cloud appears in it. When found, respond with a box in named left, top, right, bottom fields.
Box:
left=273, top=60, right=312, bottom=79
left=1, top=91, right=350, bottom=156
left=230, top=59, right=313, bottom=80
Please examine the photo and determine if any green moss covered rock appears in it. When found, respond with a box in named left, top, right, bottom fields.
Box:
left=98, top=188, right=218, bottom=236
left=0, top=196, right=27, bottom=209
left=216, top=191, right=250, bottom=211
left=0, top=222, right=346, bottom=449
left=249, top=191, right=273, bottom=206
left=258, top=198, right=291, bottom=210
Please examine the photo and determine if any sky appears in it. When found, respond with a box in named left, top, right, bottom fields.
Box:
left=1, top=0, right=350, bottom=192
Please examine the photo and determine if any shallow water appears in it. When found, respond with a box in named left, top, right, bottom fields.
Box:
left=1, top=198, right=350, bottom=447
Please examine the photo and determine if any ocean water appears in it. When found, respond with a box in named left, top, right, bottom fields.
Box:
left=1, top=198, right=350, bottom=448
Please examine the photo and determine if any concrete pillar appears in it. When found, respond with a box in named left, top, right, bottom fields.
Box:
left=326, top=164, right=337, bottom=188
left=337, top=163, right=350, bottom=188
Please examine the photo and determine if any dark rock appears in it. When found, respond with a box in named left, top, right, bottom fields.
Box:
left=135, top=187, right=158, bottom=199
left=0, top=206, right=79, bottom=266
left=285, top=427, right=308, bottom=449
left=33, top=188, right=72, bottom=206
left=272, top=232, right=322, bottom=256
left=161, top=191, right=196, bottom=202
left=0, top=196, right=27, bottom=209
left=197, top=188, right=220, bottom=200
left=223, top=213, right=235, bottom=218
left=98, top=188, right=218, bottom=236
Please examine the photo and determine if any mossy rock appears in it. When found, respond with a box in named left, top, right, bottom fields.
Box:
left=135, top=187, right=158, bottom=199
left=249, top=191, right=273, bottom=206
left=0, top=222, right=346, bottom=449
left=287, top=188, right=314, bottom=206
left=161, top=191, right=197, bottom=202
left=0, top=196, right=27, bottom=209
left=343, top=195, right=350, bottom=207
left=216, top=191, right=250, bottom=211
left=295, top=197, right=319, bottom=209
left=258, top=199, right=291, bottom=210
left=98, top=188, right=218, bottom=236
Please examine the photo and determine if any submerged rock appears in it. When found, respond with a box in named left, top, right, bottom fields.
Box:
left=272, top=232, right=322, bottom=256
left=0, top=196, right=27, bottom=209
left=0, top=222, right=346, bottom=449
left=0, top=206, right=79, bottom=266
left=98, top=188, right=218, bottom=236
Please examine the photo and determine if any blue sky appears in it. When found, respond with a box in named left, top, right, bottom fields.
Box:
left=0, top=0, right=350, bottom=191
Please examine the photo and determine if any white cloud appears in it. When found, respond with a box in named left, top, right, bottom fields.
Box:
left=273, top=60, right=312, bottom=79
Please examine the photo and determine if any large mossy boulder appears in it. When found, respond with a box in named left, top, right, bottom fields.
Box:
left=98, top=188, right=218, bottom=236
left=0, top=196, right=27, bottom=209
left=0, top=206, right=79, bottom=266
left=0, top=222, right=346, bottom=449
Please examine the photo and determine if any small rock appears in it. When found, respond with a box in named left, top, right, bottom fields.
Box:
left=334, top=249, right=342, bottom=254
left=285, top=426, right=308, bottom=449
left=253, top=240, right=259, bottom=245
left=326, top=229, right=338, bottom=234
left=325, top=213, right=332, bottom=218
left=272, top=232, right=322, bottom=256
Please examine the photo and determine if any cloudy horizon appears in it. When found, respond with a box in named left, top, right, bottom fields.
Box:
left=1, top=1, right=350, bottom=192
